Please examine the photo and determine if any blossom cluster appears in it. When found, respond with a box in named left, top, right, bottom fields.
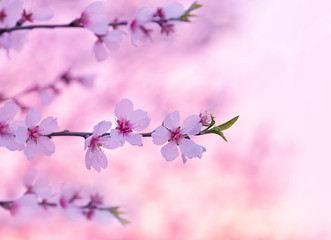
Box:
left=0, top=99, right=238, bottom=172
left=0, top=0, right=202, bottom=61
left=0, top=70, right=95, bottom=111
left=0, top=169, right=128, bottom=224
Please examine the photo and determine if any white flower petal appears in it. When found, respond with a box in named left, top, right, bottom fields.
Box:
left=0, top=102, right=18, bottom=123
left=130, top=109, right=150, bottom=131
left=100, top=136, right=122, bottom=149
left=181, top=115, right=201, bottom=135
left=37, top=136, right=55, bottom=156
left=84, top=1, right=104, bottom=14
left=179, top=138, right=206, bottom=159
left=15, top=126, right=29, bottom=144
left=94, top=41, right=108, bottom=61
left=25, top=108, right=41, bottom=129
left=93, top=121, right=112, bottom=136
left=163, top=111, right=180, bottom=130
left=151, top=126, right=169, bottom=145
left=32, top=7, right=54, bottom=21
left=161, top=141, right=179, bottom=161
left=109, top=129, right=125, bottom=145
left=39, top=117, right=59, bottom=134
left=124, top=133, right=142, bottom=146
left=115, top=99, right=133, bottom=119
left=24, top=141, right=39, bottom=160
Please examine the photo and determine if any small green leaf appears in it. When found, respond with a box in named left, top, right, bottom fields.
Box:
left=203, top=115, right=238, bottom=141
left=108, top=207, right=130, bottom=225
left=215, top=116, right=239, bottom=131
left=205, top=115, right=216, bottom=130
left=187, top=2, right=202, bottom=12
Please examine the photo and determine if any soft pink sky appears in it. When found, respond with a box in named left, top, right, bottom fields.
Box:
left=1, top=0, right=331, bottom=239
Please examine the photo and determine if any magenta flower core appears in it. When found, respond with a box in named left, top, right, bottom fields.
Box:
left=168, top=127, right=184, bottom=145
left=27, top=126, right=41, bottom=143
left=0, top=10, right=6, bottom=23
left=89, top=136, right=101, bottom=150
left=116, top=118, right=133, bottom=136
left=0, top=123, right=9, bottom=136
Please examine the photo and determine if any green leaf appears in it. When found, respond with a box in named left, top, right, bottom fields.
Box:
left=187, top=2, right=202, bottom=12
left=108, top=207, right=130, bottom=225
left=180, top=2, right=202, bottom=21
left=205, top=115, right=216, bottom=130
left=203, top=116, right=238, bottom=141
left=215, top=116, right=239, bottom=131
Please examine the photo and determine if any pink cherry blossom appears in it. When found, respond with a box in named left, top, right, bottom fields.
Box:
left=156, top=2, right=185, bottom=36
left=0, top=0, right=23, bottom=27
left=9, top=194, right=39, bottom=217
left=0, top=30, right=28, bottom=53
left=23, top=169, right=53, bottom=200
left=15, top=108, right=59, bottom=160
left=0, top=102, right=24, bottom=151
left=78, top=74, right=95, bottom=88
left=128, top=7, right=153, bottom=46
left=58, top=185, right=83, bottom=220
left=77, top=1, right=109, bottom=35
left=17, top=7, right=53, bottom=25
left=84, top=121, right=122, bottom=172
left=199, top=111, right=212, bottom=126
left=152, top=111, right=206, bottom=163
left=93, top=30, right=123, bottom=61
left=110, top=99, right=150, bottom=147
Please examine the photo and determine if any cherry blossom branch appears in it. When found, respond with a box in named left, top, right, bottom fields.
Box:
left=0, top=199, right=129, bottom=225
left=1, top=99, right=238, bottom=171
left=0, top=1, right=202, bottom=61
left=0, top=21, right=128, bottom=35
left=0, top=1, right=201, bottom=35
left=0, top=171, right=129, bottom=225
left=0, top=70, right=95, bottom=111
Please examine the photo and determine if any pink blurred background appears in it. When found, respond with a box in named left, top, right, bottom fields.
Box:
left=1, top=0, right=331, bottom=239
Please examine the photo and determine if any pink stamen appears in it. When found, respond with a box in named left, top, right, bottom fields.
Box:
left=116, top=118, right=133, bottom=136
left=169, top=127, right=184, bottom=145
left=27, top=126, right=41, bottom=143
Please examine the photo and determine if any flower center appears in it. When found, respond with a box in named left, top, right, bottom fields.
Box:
left=0, top=10, right=6, bottom=23
left=0, top=122, right=9, bottom=136
left=116, top=118, right=133, bottom=136
left=27, top=126, right=40, bottom=143
left=89, top=136, right=102, bottom=150
left=169, top=127, right=184, bottom=145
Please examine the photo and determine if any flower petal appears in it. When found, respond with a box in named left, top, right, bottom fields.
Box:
left=163, top=2, right=184, bottom=19
left=84, top=1, right=104, bottom=14
left=94, top=41, right=108, bottom=61
left=181, top=115, right=201, bottom=135
left=161, top=141, right=179, bottom=161
left=109, top=129, right=125, bottom=145
left=163, top=111, right=180, bottom=130
left=39, top=117, right=59, bottom=134
left=15, top=126, right=29, bottom=144
left=179, top=138, right=206, bottom=159
left=0, top=102, right=18, bottom=123
left=0, top=135, right=24, bottom=151
left=93, top=121, right=112, bottom=136
left=25, top=108, right=41, bottom=129
left=37, top=136, right=55, bottom=156
left=152, top=126, right=169, bottom=145
left=32, top=7, right=54, bottom=21
left=124, top=133, right=142, bottom=146
left=86, top=15, right=108, bottom=35
left=24, top=141, right=39, bottom=160
left=115, top=99, right=133, bottom=119
left=85, top=148, right=108, bottom=172
left=130, top=109, right=150, bottom=131
left=100, top=136, right=122, bottom=149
